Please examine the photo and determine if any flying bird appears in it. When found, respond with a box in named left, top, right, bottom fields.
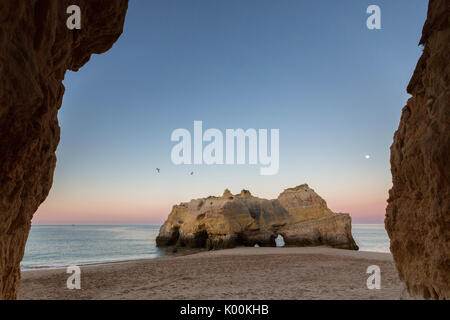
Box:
left=156, top=168, right=160, bottom=173
left=190, top=171, right=194, bottom=175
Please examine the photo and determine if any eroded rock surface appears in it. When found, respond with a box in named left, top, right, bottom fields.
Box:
left=0, top=0, right=128, bottom=299
left=157, top=185, right=358, bottom=250
left=385, top=0, right=449, bottom=300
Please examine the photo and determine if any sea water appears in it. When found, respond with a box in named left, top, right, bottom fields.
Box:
left=352, top=224, right=390, bottom=252
left=21, top=224, right=390, bottom=269
left=21, top=225, right=162, bottom=269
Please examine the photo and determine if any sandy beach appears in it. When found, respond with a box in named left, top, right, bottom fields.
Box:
left=18, top=247, right=408, bottom=300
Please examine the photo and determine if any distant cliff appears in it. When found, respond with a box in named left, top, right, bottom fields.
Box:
left=157, top=184, right=358, bottom=250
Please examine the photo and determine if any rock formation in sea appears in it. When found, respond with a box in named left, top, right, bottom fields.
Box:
left=0, top=0, right=128, bottom=299
left=385, top=0, right=449, bottom=300
left=157, top=184, right=359, bottom=251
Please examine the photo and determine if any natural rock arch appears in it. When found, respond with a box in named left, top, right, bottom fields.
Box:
left=0, top=0, right=129, bottom=299
left=156, top=185, right=359, bottom=251
left=274, top=234, right=285, bottom=247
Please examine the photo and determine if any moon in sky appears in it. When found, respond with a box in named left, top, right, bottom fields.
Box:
left=365, top=155, right=371, bottom=159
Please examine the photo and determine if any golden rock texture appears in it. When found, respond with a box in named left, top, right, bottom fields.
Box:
left=0, top=0, right=128, bottom=299
left=157, top=184, right=358, bottom=250
left=385, top=0, right=449, bottom=300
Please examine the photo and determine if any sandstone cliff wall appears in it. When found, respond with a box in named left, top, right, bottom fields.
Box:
left=0, top=0, right=128, bottom=300
left=385, top=0, right=449, bottom=300
left=157, top=185, right=358, bottom=251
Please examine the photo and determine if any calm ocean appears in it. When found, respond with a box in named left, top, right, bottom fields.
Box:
left=21, top=224, right=390, bottom=269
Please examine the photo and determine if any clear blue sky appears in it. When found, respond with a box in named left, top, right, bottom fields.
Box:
left=34, top=0, right=428, bottom=224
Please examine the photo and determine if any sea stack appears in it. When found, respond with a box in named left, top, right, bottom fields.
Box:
left=157, top=184, right=358, bottom=250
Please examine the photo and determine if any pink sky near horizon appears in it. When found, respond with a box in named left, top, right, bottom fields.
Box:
left=32, top=183, right=389, bottom=224
left=31, top=146, right=393, bottom=225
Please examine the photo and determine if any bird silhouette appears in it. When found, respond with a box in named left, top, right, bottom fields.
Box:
left=190, top=171, right=194, bottom=175
left=156, top=168, right=160, bottom=173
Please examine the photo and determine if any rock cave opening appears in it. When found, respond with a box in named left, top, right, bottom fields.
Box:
left=193, top=230, right=209, bottom=248
left=169, top=226, right=180, bottom=246
left=275, top=235, right=285, bottom=247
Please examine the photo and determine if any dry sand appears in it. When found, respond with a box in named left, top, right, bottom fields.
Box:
left=18, top=246, right=408, bottom=300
